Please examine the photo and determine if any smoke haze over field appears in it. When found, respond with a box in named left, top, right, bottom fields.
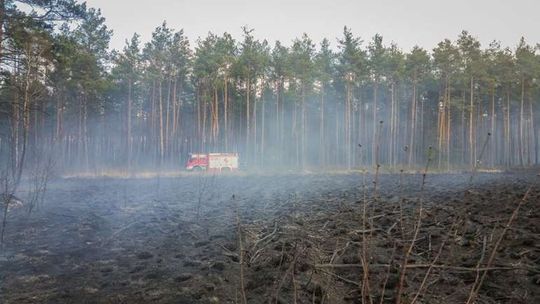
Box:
left=86, top=0, right=540, bottom=51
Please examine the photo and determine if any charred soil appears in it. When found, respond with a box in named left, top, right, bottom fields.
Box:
left=0, top=171, right=539, bottom=303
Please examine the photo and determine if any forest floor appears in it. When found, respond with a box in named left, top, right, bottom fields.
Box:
left=0, top=170, right=539, bottom=303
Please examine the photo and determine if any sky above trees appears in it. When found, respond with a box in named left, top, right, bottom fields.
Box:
left=86, top=0, right=540, bottom=52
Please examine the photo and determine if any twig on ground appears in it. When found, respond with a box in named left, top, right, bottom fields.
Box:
left=314, top=263, right=538, bottom=272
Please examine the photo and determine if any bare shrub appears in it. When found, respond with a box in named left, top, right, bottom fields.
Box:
left=26, top=145, right=56, bottom=214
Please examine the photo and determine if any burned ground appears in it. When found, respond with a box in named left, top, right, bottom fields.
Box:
left=0, top=171, right=539, bottom=303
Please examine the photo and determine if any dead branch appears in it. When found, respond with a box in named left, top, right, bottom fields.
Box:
left=314, top=263, right=539, bottom=272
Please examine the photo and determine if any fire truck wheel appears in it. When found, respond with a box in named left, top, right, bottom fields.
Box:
left=193, top=166, right=204, bottom=172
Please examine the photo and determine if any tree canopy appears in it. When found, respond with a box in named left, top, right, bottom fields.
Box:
left=1, top=2, right=540, bottom=174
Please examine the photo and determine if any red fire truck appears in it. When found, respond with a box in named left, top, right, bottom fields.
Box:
left=185, top=153, right=239, bottom=171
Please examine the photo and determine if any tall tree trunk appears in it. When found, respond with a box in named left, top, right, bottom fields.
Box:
left=165, top=77, right=172, bottom=158
left=420, top=95, right=425, bottom=162
left=211, top=86, right=218, bottom=144
left=196, top=85, right=201, bottom=151
left=301, top=84, right=306, bottom=170
left=390, top=82, right=396, bottom=166
left=408, top=80, right=417, bottom=167
left=214, top=87, right=219, bottom=142
left=469, top=76, right=475, bottom=168
left=490, top=83, right=496, bottom=167
left=171, top=77, right=178, bottom=154
left=83, top=95, right=89, bottom=171
left=319, top=84, right=325, bottom=167
left=446, top=81, right=452, bottom=170
left=261, top=87, right=265, bottom=166
left=505, top=88, right=511, bottom=167
left=372, top=82, right=378, bottom=167
left=280, top=79, right=285, bottom=161
left=0, top=0, right=5, bottom=67
left=252, top=82, right=258, bottom=165
left=177, top=82, right=183, bottom=156
left=9, top=77, right=29, bottom=195
left=56, top=88, right=64, bottom=142
left=202, top=89, right=207, bottom=152
left=519, top=77, right=525, bottom=166
left=528, top=90, right=535, bottom=165
left=158, top=80, right=164, bottom=164
left=275, top=80, right=280, bottom=162
left=77, top=94, right=82, bottom=167
left=335, top=99, right=339, bottom=166
left=150, top=80, right=156, bottom=158
left=344, top=80, right=352, bottom=169
left=293, top=93, right=299, bottom=167
left=461, top=90, right=466, bottom=164
left=10, top=87, right=19, bottom=180
left=246, top=75, right=251, bottom=162
left=127, top=79, right=132, bottom=172
left=359, top=92, right=366, bottom=166
left=437, top=94, right=443, bottom=168
left=224, top=76, right=228, bottom=151
left=275, top=81, right=280, bottom=158
left=395, top=84, right=400, bottom=166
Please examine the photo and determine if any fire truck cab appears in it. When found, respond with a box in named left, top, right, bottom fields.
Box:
left=185, top=153, right=239, bottom=172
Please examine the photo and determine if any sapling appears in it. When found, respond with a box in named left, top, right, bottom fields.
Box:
left=469, top=132, right=491, bottom=185
left=397, top=146, right=409, bottom=238
left=379, top=243, right=397, bottom=304
left=358, top=144, right=373, bottom=304
left=395, top=146, right=433, bottom=304
left=458, top=132, right=492, bottom=248
left=0, top=172, right=11, bottom=247
left=410, top=220, right=459, bottom=304
left=465, top=186, right=533, bottom=304
left=463, top=234, right=487, bottom=304
left=195, top=172, right=216, bottom=220
left=27, top=148, right=55, bottom=214
left=357, top=143, right=363, bottom=171
left=232, top=193, right=247, bottom=304
left=373, top=121, right=384, bottom=201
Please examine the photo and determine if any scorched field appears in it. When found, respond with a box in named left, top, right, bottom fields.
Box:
left=0, top=171, right=539, bottom=304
